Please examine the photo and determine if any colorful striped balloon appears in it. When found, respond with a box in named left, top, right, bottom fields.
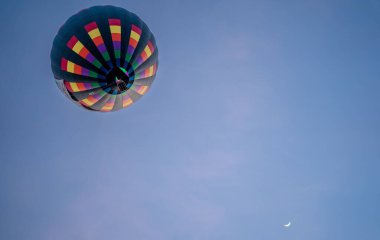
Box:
left=51, top=5, right=159, bottom=112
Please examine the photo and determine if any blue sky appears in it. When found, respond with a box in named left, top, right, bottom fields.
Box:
left=1, top=0, right=380, bottom=239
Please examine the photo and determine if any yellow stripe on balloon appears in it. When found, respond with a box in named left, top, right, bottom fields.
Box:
left=88, top=29, right=101, bottom=39
left=69, top=82, right=80, bottom=92
left=110, top=25, right=121, bottom=33
left=134, top=85, right=148, bottom=95
left=131, top=31, right=140, bottom=41
left=67, top=61, right=74, bottom=73
left=81, top=98, right=94, bottom=106
left=122, top=95, right=133, bottom=107
left=72, top=41, right=84, bottom=54
left=144, top=45, right=152, bottom=57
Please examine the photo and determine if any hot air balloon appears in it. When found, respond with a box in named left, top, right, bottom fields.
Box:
left=51, top=6, right=158, bottom=111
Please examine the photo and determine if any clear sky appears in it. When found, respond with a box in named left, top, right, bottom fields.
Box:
left=1, top=0, right=380, bottom=239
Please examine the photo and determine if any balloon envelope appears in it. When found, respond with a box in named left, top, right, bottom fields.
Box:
left=51, top=5, right=158, bottom=111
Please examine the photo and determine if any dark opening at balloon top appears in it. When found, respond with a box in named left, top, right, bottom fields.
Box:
left=51, top=5, right=158, bottom=112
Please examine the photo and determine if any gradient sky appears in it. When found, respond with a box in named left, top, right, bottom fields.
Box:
left=1, top=0, right=380, bottom=239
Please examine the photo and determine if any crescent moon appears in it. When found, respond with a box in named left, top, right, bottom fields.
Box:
left=283, top=222, right=291, bottom=227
